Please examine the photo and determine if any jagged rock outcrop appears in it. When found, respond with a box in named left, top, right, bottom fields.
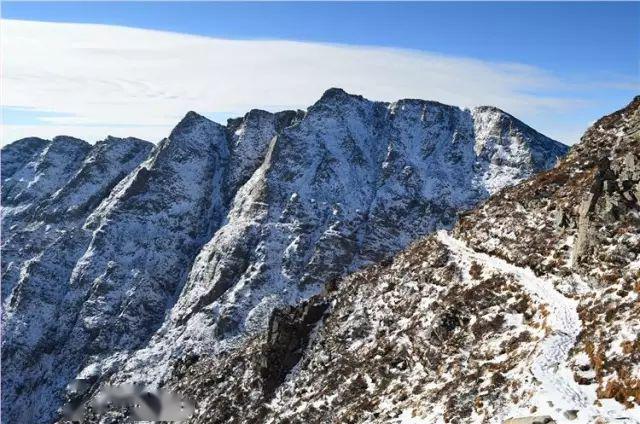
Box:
left=573, top=152, right=640, bottom=266
left=1, top=89, right=567, bottom=423
left=260, top=296, right=330, bottom=399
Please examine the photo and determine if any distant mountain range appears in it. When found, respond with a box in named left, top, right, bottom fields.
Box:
left=2, top=88, right=571, bottom=423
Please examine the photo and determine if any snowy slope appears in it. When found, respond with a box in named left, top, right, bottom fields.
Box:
left=438, top=231, right=639, bottom=423
left=1, top=89, right=567, bottom=423
left=1, top=136, right=153, bottom=301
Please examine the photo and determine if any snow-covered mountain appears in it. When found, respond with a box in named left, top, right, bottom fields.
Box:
left=1, top=89, right=568, bottom=423
left=165, top=97, right=640, bottom=424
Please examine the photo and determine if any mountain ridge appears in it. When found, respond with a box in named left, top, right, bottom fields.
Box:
left=1, top=88, right=568, bottom=423
left=162, top=96, right=639, bottom=424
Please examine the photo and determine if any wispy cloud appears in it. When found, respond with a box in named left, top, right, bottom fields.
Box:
left=1, top=19, right=592, bottom=144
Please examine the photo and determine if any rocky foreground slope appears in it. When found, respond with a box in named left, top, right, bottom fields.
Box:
left=163, top=98, right=640, bottom=424
left=1, top=89, right=568, bottom=423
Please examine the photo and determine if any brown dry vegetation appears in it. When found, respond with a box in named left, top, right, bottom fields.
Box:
left=455, top=96, right=640, bottom=411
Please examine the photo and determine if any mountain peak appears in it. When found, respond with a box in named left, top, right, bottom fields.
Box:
left=1, top=137, right=50, bottom=180
left=51, top=135, right=88, bottom=143
left=47, top=135, right=91, bottom=152
left=177, top=110, right=211, bottom=127
left=4, top=136, right=49, bottom=149
left=169, top=110, right=225, bottom=143
left=316, top=87, right=366, bottom=105
left=245, top=108, right=274, bottom=119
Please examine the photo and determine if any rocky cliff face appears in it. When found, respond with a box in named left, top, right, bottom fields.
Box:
left=164, top=97, right=639, bottom=424
left=1, top=89, right=567, bottom=423
left=1, top=136, right=154, bottom=423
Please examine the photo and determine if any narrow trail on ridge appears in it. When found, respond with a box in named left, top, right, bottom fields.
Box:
left=436, top=230, right=639, bottom=424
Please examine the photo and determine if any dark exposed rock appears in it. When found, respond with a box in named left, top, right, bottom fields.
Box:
left=553, top=209, right=570, bottom=228
left=573, top=151, right=640, bottom=267
left=261, top=297, right=329, bottom=399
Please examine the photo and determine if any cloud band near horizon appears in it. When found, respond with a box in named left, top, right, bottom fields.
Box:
left=0, top=19, right=610, bottom=145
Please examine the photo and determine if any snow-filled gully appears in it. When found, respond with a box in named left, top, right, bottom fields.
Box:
left=436, top=231, right=639, bottom=424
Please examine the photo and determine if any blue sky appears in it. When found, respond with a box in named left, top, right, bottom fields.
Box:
left=2, top=2, right=639, bottom=145
left=4, top=2, right=638, bottom=76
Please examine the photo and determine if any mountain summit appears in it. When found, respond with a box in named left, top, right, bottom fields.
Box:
left=1, top=89, right=567, bottom=423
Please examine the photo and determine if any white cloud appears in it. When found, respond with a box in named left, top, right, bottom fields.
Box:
left=1, top=19, right=585, bottom=145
